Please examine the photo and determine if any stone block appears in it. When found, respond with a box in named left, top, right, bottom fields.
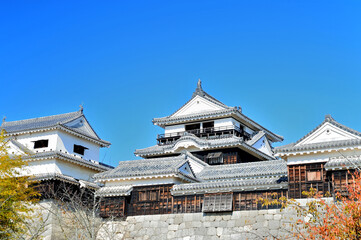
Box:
left=146, top=228, right=155, bottom=236
left=235, top=219, right=246, bottom=227
left=150, top=221, right=158, bottom=228
left=179, top=222, right=186, bottom=230
left=174, top=217, right=183, bottom=225
left=274, top=214, right=282, bottom=221
left=249, top=210, right=259, bottom=217
left=203, top=221, right=212, bottom=227
left=216, top=227, right=223, bottom=236
left=167, top=218, right=174, bottom=224
left=222, top=214, right=231, bottom=221
left=167, top=231, right=175, bottom=239
left=265, top=214, right=273, bottom=220
left=168, top=224, right=179, bottom=231
left=207, top=227, right=217, bottom=235
left=227, top=220, right=236, bottom=228
left=185, top=221, right=194, bottom=228
left=192, top=213, right=203, bottom=222
left=256, top=214, right=265, bottom=222
left=194, top=227, right=207, bottom=236
left=219, top=221, right=227, bottom=227
left=184, top=214, right=193, bottom=222
left=269, top=220, right=280, bottom=230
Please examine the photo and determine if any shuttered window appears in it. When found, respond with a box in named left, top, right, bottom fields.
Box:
left=202, top=193, right=233, bottom=212
left=207, top=152, right=223, bottom=165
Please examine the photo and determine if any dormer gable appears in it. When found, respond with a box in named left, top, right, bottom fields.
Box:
left=63, top=116, right=99, bottom=140
left=295, top=115, right=361, bottom=146
left=170, top=80, right=229, bottom=118
left=172, top=95, right=227, bottom=117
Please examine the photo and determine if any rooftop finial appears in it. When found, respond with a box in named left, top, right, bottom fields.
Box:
left=2, top=116, right=6, bottom=123
left=325, top=114, right=333, bottom=121
left=197, top=79, right=202, bottom=90
left=79, top=104, right=84, bottom=113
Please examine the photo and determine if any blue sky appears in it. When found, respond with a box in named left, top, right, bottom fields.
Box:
left=1, top=1, right=361, bottom=167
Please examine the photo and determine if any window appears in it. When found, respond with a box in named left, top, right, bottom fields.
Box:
left=73, top=144, right=88, bottom=155
left=207, top=152, right=223, bottom=165
left=34, top=139, right=48, bottom=149
left=185, top=123, right=200, bottom=132
left=138, top=190, right=158, bottom=202
left=203, top=121, right=214, bottom=129
left=203, top=193, right=233, bottom=212
left=307, top=171, right=322, bottom=181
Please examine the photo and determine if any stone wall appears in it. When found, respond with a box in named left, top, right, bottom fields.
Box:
left=98, top=209, right=297, bottom=240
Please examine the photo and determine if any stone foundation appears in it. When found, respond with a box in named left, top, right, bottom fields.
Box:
left=98, top=209, right=296, bottom=240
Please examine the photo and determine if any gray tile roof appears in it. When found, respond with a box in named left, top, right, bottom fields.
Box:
left=135, top=134, right=275, bottom=160
left=275, top=115, right=361, bottom=154
left=153, top=108, right=283, bottom=143
left=197, top=159, right=287, bottom=181
left=95, top=185, right=133, bottom=197
left=171, top=176, right=288, bottom=196
left=2, top=111, right=82, bottom=133
left=93, top=154, right=198, bottom=182
left=24, top=150, right=112, bottom=172
left=9, top=138, right=34, bottom=154
left=275, top=139, right=361, bottom=153
left=1, top=110, right=110, bottom=147
left=30, top=173, right=100, bottom=189
left=325, top=155, right=361, bottom=170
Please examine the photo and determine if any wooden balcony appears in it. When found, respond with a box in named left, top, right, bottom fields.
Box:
left=157, top=125, right=251, bottom=146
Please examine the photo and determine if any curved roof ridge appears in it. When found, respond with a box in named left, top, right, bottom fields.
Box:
left=1, top=111, right=81, bottom=128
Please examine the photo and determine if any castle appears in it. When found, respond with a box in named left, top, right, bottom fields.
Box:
left=2, top=80, right=360, bottom=219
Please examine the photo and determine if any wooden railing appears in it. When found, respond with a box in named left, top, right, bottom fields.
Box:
left=157, top=125, right=251, bottom=145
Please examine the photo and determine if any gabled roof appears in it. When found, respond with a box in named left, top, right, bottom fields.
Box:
left=197, top=159, right=287, bottom=181
left=275, top=115, right=361, bottom=154
left=169, top=79, right=229, bottom=118
left=1, top=109, right=110, bottom=147
left=152, top=81, right=283, bottom=142
left=93, top=154, right=199, bottom=182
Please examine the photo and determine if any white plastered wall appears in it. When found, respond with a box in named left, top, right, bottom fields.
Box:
left=23, top=159, right=99, bottom=181
left=56, top=131, right=100, bottom=162
left=286, top=149, right=361, bottom=165
left=15, top=131, right=59, bottom=153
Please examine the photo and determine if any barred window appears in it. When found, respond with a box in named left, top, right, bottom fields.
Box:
left=203, top=193, right=233, bottom=212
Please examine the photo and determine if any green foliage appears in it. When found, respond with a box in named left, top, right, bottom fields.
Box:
left=0, top=130, right=39, bottom=239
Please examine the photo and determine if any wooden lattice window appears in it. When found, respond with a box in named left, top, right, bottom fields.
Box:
left=202, top=193, right=233, bottom=212
left=207, top=152, right=223, bottom=165
left=307, top=171, right=321, bottom=181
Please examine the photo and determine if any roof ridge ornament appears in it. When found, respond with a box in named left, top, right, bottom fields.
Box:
left=2, top=116, right=6, bottom=123
left=192, top=79, right=206, bottom=98
left=325, top=114, right=334, bottom=122
left=79, top=104, right=84, bottom=114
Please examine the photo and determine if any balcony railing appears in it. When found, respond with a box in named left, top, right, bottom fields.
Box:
left=157, top=125, right=251, bottom=146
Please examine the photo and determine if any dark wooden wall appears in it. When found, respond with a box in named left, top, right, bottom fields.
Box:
left=288, top=163, right=331, bottom=198
left=99, top=185, right=286, bottom=218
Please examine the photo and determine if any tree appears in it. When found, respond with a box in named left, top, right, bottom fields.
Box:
left=261, top=170, right=361, bottom=240
left=37, top=181, right=121, bottom=240
left=0, top=130, right=39, bottom=239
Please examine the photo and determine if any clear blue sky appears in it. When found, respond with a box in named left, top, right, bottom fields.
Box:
left=1, top=1, right=361, bottom=167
